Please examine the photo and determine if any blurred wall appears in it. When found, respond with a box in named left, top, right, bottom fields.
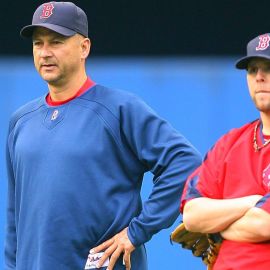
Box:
left=0, top=57, right=258, bottom=269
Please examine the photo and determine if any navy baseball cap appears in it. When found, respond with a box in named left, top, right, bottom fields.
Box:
left=236, top=33, right=270, bottom=69
left=20, top=1, right=88, bottom=38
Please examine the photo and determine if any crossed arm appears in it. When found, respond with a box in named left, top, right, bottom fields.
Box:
left=221, top=206, right=270, bottom=242
left=183, top=195, right=270, bottom=242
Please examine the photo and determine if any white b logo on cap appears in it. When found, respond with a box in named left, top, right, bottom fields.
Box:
left=256, top=34, right=270, bottom=51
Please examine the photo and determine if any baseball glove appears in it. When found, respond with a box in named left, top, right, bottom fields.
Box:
left=170, top=222, right=222, bottom=269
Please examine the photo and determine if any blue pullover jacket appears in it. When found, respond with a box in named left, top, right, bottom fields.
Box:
left=5, top=84, right=201, bottom=270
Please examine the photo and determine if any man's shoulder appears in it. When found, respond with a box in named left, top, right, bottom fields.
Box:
left=83, top=84, right=142, bottom=104
left=8, top=96, right=45, bottom=132
left=203, top=120, right=257, bottom=164
left=225, top=120, right=257, bottom=139
left=214, top=120, right=257, bottom=151
left=80, top=84, right=151, bottom=116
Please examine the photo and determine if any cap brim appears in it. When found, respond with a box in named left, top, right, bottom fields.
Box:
left=20, top=23, right=77, bottom=38
left=235, top=55, right=270, bottom=69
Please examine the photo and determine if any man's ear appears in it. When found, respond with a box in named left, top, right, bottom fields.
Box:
left=81, top=38, right=91, bottom=59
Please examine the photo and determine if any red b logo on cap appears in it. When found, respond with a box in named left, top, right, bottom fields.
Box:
left=40, top=3, right=54, bottom=19
left=256, top=34, right=270, bottom=51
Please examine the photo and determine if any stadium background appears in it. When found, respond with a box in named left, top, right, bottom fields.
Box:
left=0, top=0, right=269, bottom=268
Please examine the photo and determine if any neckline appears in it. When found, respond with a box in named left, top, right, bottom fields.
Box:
left=46, top=77, right=96, bottom=106
left=253, top=120, right=270, bottom=152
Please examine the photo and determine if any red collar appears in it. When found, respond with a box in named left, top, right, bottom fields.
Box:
left=46, top=77, right=96, bottom=106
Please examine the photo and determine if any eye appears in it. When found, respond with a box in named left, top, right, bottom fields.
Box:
left=51, top=40, right=63, bottom=45
left=33, top=40, right=42, bottom=47
left=52, top=37, right=67, bottom=45
left=247, top=66, right=257, bottom=74
left=263, top=65, right=270, bottom=73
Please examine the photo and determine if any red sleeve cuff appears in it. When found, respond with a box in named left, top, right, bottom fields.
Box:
left=180, top=198, right=192, bottom=213
left=255, top=193, right=270, bottom=214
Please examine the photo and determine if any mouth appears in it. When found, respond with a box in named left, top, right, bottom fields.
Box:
left=40, top=63, right=57, bottom=71
left=255, top=90, right=270, bottom=94
left=41, top=63, right=56, bottom=67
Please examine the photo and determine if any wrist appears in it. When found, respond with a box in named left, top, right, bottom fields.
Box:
left=255, top=193, right=270, bottom=214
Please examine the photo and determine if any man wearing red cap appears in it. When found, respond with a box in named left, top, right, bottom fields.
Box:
left=181, top=33, right=270, bottom=269
left=4, top=2, right=201, bottom=270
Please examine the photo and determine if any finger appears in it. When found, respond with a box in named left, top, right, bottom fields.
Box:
left=123, top=251, right=131, bottom=270
left=90, top=238, right=114, bottom=254
left=106, top=247, right=122, bottom=270
left=96, top=243, right=118, bottom=268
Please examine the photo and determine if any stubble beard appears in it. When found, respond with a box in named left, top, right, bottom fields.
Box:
left=253, top=96, right=270, bottom=113
left=39, top=68, right=65, bottom=87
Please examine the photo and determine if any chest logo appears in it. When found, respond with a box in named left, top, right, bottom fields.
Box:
left=262, top=163, right=270, bottom=190
left=51, top=109, right=59, bottom=121
left=256, top=34, right=270, bottom=51
left=40, top=3, right=54, bottom=19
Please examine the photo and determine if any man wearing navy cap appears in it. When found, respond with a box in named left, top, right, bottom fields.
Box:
left=4, top=2, right=201, bottom=270
left=180, top=33, right=270, bottom=269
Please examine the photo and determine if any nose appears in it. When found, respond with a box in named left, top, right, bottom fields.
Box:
left=38, top=43, right=53, bottom=58
left=256, top=68, right=266, bottom=82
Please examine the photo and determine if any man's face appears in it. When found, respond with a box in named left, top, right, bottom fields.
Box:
left=32, top=27, right=87, bottom=86
left=247, top=58, right=270, bottom=113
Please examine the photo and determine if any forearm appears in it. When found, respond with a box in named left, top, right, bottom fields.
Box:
left=128, top=169, right=192, bottom=246
left=128, top=149, right=201, bottom=246
left=222, top=205, right=270, bottom=242
left=183, top=195, right=262, bottom=233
